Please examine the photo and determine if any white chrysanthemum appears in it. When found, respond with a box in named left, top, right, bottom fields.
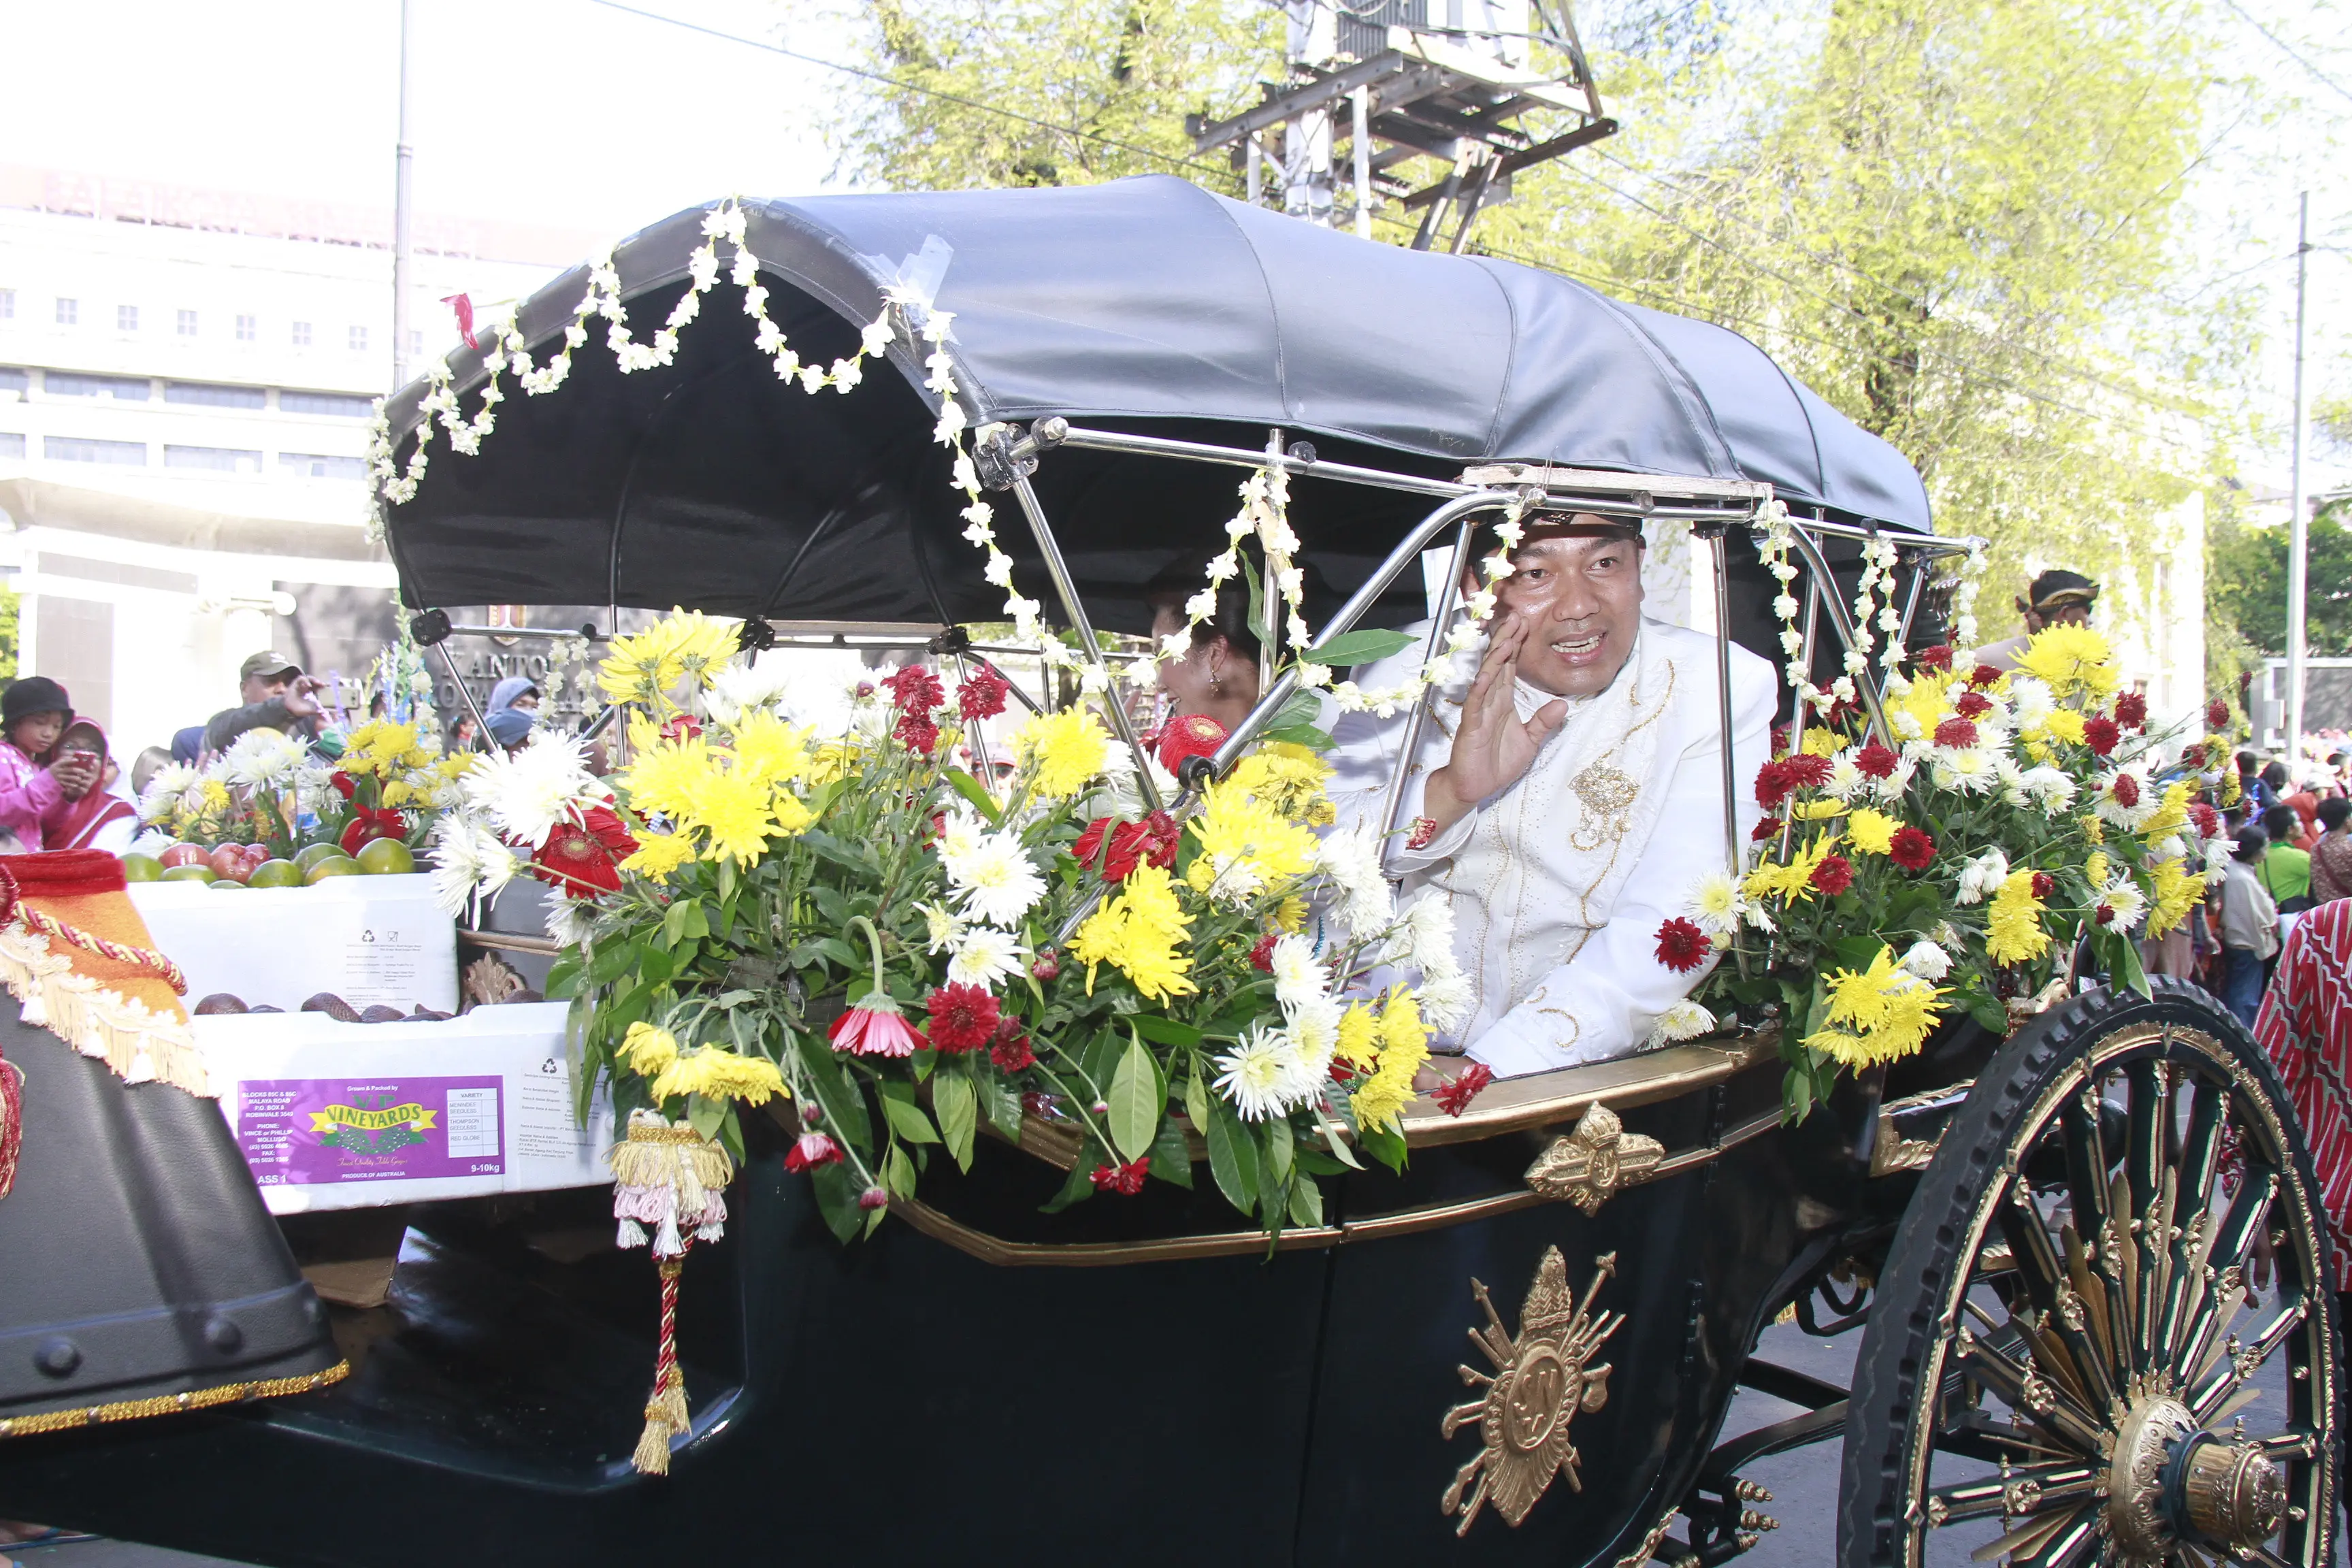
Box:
left=427, top=816, right=519, bottom=917
left=933, top=808, right=988, bottom=876
left=1418, top=967, right=1474, bottom=1034
left=1930, top=747, right=2000, bottom=796
left=918, top=900, right=967, bottom=955
left=1891, top=710, right=1924, bottom=742
left=545, top=894, right=596, bottom=949
left=2007, top=676, right=2055, bottom=732
left=1994, top=756, right=2026, bottom=807
left=137, top=763, right=197, bottom=823
left=2095, top=875, right=2149, bottom=934
left=947, top=926, right=1026, bottom=989
left=1823, top=754, right=1866, bottom=802
left=1384, top=889, right=1459, bottom=977
left=1313, top=821, right=1392, bottom=937
left=220, top=728, right=310, bottom=788
left=1688, top=870, right=1746, bottom=938
left=946, top=831, right=1047, bottom=928
left=1873, top=756, right=1917, bottom=802
left=1095, top=740, right=1179, bottom=821
left=1279, top=995, right=1341, bottom=1101
left=1897, top=939, right=1952, bottom=981
left=704, top=651, right=798, bottom=724
left=1956, top=848, right=2010, bottom=905
left=2018, top=766, right=2076, bottom=814
left=1647, top=1000, right=1715, bottom=1045
left=1267, top=932, right=1326, bottom=1011
left=1215, top=1024, right=1294, bottom=1122
left=471, top=733, right=596, bottom=847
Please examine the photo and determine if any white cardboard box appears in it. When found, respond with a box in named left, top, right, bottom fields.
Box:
left=131, top=872, right=459, bottom=1015
left=198, top=1002, right=610, bottom=1214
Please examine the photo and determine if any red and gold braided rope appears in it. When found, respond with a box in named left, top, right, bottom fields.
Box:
left=10, top=906, right=188, bottom=996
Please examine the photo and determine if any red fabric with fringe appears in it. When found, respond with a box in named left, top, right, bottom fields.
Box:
left=2255, top=900, right=2352, bottom=1289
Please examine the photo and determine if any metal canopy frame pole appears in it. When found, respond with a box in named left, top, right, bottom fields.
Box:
left=1377, top=517, right=1476, bottom=849
left=1779, top=522, right=1893, bottom=747
left=1007, top=473, right=1164, bottom=812
left=1708, top=527, right=1740, bottom=878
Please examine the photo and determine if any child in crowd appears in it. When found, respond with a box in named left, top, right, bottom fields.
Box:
left=2217, top=824, right=2281, bottom=1028
left=0, top=676, right=96, bottom=853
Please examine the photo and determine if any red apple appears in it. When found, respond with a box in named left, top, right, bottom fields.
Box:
left=208, top=845, right=255, bottom=884
left=157, top=844, right=207, bottom=870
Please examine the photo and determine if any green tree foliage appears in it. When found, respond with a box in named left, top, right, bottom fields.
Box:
left=836, top=0, right=1278, bottom=193
left=2207, top=497, right=2352, bottom=657
left=0, top=584, right=18, bottom=681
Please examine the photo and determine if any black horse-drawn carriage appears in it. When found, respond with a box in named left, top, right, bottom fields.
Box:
left=0, top=176, right=2332, bottom=1567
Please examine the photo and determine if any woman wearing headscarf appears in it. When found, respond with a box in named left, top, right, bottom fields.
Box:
left=0, top=676, right=93, bottom=853
left=48, top=719, right=139, bottom=854
left=483, top=677, right=541, bottom=752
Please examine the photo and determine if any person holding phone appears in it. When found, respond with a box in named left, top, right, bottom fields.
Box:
left=0, top=677, right=93, bottom=853
left=201, top=651, right=326, bottom=757
left=49, top=720, right=137, bottom=854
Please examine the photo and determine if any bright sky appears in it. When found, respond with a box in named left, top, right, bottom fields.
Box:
left=1, top=0, right=862, bottom=247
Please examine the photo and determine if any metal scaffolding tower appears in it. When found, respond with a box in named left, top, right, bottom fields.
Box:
left=1186, top=1, right=1615, bottom=251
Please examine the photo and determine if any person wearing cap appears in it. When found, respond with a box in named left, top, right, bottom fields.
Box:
left=1977, top=569, right=2099, bottom=672
left=1326, top=512, right=1776, bottom=1079
left=201, top=651, right=326, bottom=757
left=0, top=676, right=99, bottom=853
left=482, top=676, right=542, bottom=752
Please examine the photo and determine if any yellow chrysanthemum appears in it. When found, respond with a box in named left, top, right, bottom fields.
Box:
left=2038, top=709, right=2087, bottom=746
left=1888, top=674, right=1953, bottom=741
left=381, top=779, right=414, bottom=807
left=1335, top=1002, right=1380, bottom=1071
left=1744, top=835, right=1835, bottom=903
left=1228, top=742, right=1333, bottom=822
left=772, top=792, right=816, bottom=836
left=1069, top=862, right=1196, bottom=1002
left=725, top=710, right=813, bottom=789
left=621, top=733, right=715, bottom=821
left=1011, top=708, right=1113, bottom=797
left=199, top=779, right=231, bottom=812
left=806, top=741, right=866, bottom=786
left=1186, top=779, right=1320, bottom=898
left=2013, top=625, right=2119, bottom=701
left=2148, top=857, right=2208, bottom=938
left=1795, top=798, right=1848, bottom=820
left=1987, top=869, right=2051, bottom=964
left=1800, top=728, right=1842, bottom=757
left=1845, top=807, right=1898, bottom=856
left=664, top=610, right=743, bottom=683
left=619, top=1022, right=680, bottom=1077
left=621, top=832, right=696, bottom=879
left=2084, top=851, right=2110, bottom=887
left=2081, top=814, right=2104, bottom=846
left=2219, top=770, right=2242, bottom=808
left=600, top=630, right=687, bottom=707
left=1350, top=988, right=1430, bottom=1132
left=1803, top=945, right=1948, bottom=1068
left=1271, top=894, right=1308, bottom=933
left=2141, top=782, right=2190, bottom=840
left=649, top=1047, right=786, bottom=1107
left=2025, top=738, right=2055, bottom=765
left=676, top=771, right=783, bottom=864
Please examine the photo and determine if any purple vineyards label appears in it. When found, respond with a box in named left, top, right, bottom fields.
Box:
left=235, top=1075, right=506, bottom=1185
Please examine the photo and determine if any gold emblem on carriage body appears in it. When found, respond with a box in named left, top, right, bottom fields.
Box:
left=1524, top=1104, right=1665, bottom=1215
left=1441, top=1247, right=1624, bottom=1535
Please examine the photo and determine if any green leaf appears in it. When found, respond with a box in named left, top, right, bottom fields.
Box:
left=1039, top=1152, right=1097, bottom=1213
left=1313, top=1108, right=1365, bottom=1169
left=933, top=1067, right=977, bottom=1171
left=879, top=1085, right=941, bottom=1146
left=635, top=945, right=676, bottom=989
left=1149, top=1113, right=1194, bottom=1188
left=793, top=1030, right=873, bottom=1152
left=544, top=954, right=583, bottom=1000
left=1204, top=1099, right=1260, bottom=1218
left=1305, top=627, right=1416, bottom=668
left=981, top=1070, right=1026, bottom=1143
left=1271, top=690, right=1324, bottom=731
left=587, top=938, right=641, bottom=985
left=1961, top=986, right=2010, bottom=1034
left=686, top=1092, right=726, bottom=1141
left=1242, top=551, right=1269, bottom=650
left=1262, top=724, right=1336, bottom=751
left=1105, top=1034, right=1162, bottom=1162
left=2106, top=928, right=2152, bottom=999
left=1266, top=1115, right=1294, bottom=1184
left=1357, top=1122, right=1407, bottom=1175
left=806, top=884, right=849, bottom=927
left=943, top=768, right=1002, bottom=825
left=802, top=830, right=878, bottom=875
left=1130, top=1015, right=1203, bottom=1048
left=807, top=1160, right=864, bottom=1243
left=883, top=1143, right=918, bottom=1198
left=1286, top=1173, right=1325, bottom=1228
left=1184, top=1062, right=1211, bottom=1136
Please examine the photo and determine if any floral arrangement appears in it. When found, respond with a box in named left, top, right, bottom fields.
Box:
left=135, top=719, right=472, bottom=862
left=1665, top=623, right=2229, bottom=1117
left=429, top=608, right=1478, bottom=1244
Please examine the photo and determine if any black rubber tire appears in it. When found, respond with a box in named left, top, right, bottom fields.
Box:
left=1836, top=975, right=2340, bottom=1567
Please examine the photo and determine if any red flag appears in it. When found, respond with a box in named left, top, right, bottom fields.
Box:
left=441, top=292, right=478, bottom=350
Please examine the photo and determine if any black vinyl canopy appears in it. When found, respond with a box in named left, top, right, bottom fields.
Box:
left=380, top=175, right=1929, bottom=632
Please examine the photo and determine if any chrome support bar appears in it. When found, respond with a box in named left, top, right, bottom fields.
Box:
left=1780, top=523, right=1893, bottom=747
left=1377, top=518, right=1475, bottom=851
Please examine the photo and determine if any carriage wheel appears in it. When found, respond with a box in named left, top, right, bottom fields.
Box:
left=1838, top=977, right=2339, bottom=1567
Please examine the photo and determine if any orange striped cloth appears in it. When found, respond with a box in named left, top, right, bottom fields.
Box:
left=0, top=850, right=201, bottom=1096
left=2256, top=900, right=2352, bottom=1289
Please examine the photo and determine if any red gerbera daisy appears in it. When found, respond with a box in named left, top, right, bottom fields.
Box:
left=2114, top=692, right=2147, bottom=729
left=1811, top=853, right=1855, bottom=896
left=1074, top=811, right=1181, bottom=882
left=660, top=713, right=702, bottom=742
left=1889, top=826, right=1936, bottom=870
left=830, top=997, right=921, bottom=1058
left=880, top=664, right=943, bottom=713
left=1933, top=717, right=1979, bottom=750
left=784, top=1132, right=842, bottom=1173
left=1953, top=691, right=1993, bottom=721
left=2082, top=715, right=2119, bottom=756
left=956, top=668, right=1011, bottom=720
left=1433, top=1063, right=1494, bottom=1117
left=1853, top=741, right=1900, bottom=779
left=339, top=804, right=406, bottom=857
left=1089, top=1158, right=1150, bottom=1195
left=530, top=806, right=637, bottom=895
left=327, top=770, right=357, bottom=800
left=1155, top=713, right=1228, bottom=773
left=1654, top=917, right=1710, bottom=973
left=924, top=983, right=1001, bottom=1054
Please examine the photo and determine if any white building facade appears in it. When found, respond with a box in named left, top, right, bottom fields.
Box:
left=0, top=169, right=580, bottom=759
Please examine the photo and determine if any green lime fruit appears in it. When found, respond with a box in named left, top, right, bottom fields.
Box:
left=304, top=856, right=362, bottom=884
left=159, top=864, right=216, bottom=884
left=120, top=853, right=163, bottom=882
left=294, top=843, right=346, bottom=872
left=247, top=859, right=304, bottom=889
left=354, top=838, right=415, bottom=875
left=209, top=878, right=249, bottom=891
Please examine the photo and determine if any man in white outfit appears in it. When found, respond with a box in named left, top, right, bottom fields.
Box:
left=1328, top=514, right=1776, bottom=1079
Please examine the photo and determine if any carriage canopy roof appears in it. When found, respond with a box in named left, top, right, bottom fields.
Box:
left=381, top=174, right=1929, bottom=626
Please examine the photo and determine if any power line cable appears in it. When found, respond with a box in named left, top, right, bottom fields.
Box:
left=2219, top=0, right=2352, bottom=105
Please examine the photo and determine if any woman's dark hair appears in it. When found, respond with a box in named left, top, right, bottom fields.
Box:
left=2261, top=760, right=2289, bottom=791
left=2319, top=796, right=2352, bottom=832
left=2261, top=803, right=2298, bottom=841
left=2232, top=824, right=2269, bottom=864
left=1143, top=549, right=1262, bottom=660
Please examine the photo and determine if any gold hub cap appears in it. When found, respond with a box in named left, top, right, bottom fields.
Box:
left=2106, top=1392, right=2286, bottom=1560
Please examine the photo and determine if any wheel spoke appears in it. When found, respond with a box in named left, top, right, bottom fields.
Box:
left=1954, top=1326, right=2109, bottom=1456
left=2127, top=1060, right=2170, bottom=1374
left=1925, top=1462, right=2100, bottom=1526
left=2191, top=1296, right=2310, bottom=1424
left=2000, top=1193, right=2117, bottom=1412
left=2157, top=1081, right=2227, bottom=1365
left=2012, top=1503, right=2103, bottom=1566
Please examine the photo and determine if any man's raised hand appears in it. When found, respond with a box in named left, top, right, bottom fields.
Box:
left=1420, top=614, right=1567, bottom=836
